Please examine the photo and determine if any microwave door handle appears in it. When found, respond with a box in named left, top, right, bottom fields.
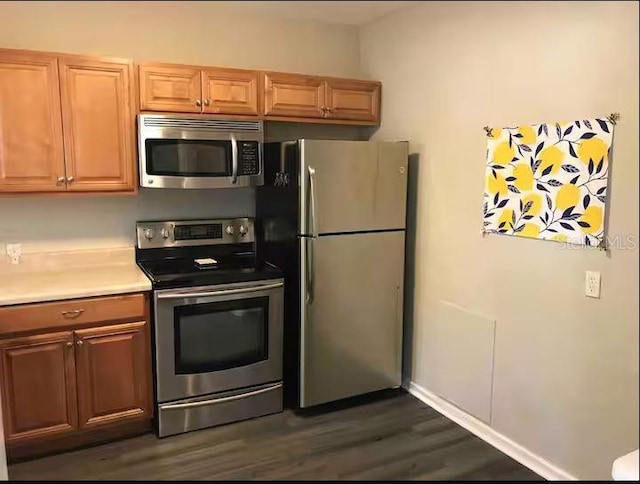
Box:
left=157, top=282, right=284, bottom=300
left=230, top=133, right=238, bottom=184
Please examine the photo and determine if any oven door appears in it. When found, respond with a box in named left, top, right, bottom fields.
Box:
left=154, top=279, right=283, bottom=403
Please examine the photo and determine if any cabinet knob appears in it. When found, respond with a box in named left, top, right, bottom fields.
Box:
left=56, top=176, right=65, bottom=185
left=195, top=99, right=202, bottom=107
left=66, top=176, right=74, bottom=183
left=66, top=341, right=73, bottom=347
left=204, top=99, right=210, bottom=106
left=77, top=340, right=84, bottom=346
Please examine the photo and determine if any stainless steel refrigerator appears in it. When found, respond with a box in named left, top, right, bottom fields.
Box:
left=257, top=139, right=408, bottom=408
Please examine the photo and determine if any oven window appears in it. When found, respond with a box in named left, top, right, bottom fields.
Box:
left=174, top=297, right=268, bottom=374
left=145, top=139, right=230, bottom=177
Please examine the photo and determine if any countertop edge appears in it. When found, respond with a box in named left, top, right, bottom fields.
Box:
left=0, top=282, right=152, bottom=307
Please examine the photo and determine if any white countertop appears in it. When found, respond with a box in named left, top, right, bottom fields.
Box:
left=613, top=450, right=639, bottom=481
left=0, top=247, right=151, bottom=306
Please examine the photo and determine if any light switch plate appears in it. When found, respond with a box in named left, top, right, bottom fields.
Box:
left=585, top=271, right=601, bottom=298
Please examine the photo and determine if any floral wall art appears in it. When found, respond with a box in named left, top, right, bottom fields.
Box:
left=483, top=117, right=615, bottom=247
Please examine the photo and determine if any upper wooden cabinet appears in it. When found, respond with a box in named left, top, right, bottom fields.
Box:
left=202, top=67, right=259, bottom=116
left=59, top=57, right=136, bottom=191
left=0, top=48, right=137, bottom=194
left=262, top=72, right=381, bottom=124
left=326, top=79, right=380, bottom=123
left=138, top=63, right=259, bottom=116
left=263, top=72, right=325, bottom=119
left=0, top=50, right=66, bottom=192
left=138, top=64, right=201, bottom=113
left=0, top=331, right=78, bottom=444
left=139, top=62, right=380, bottom=124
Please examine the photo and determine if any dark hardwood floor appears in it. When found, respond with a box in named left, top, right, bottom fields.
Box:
left=9, top=392, right=541, bottom=481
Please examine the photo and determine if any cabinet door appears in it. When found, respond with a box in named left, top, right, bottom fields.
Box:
left=0, top=50, right=66, bottom=192
left=326, top=79, right=381, bottom=123
left=202, top=68, right=259, bottom=116
left=59, top=57, right=136, bottom=192
left=75, top=321, right=151, bottom=429
left=139, top=63, right=201, bottom=113
left=0, top=332, right=77, bottom=444
left=263, top=72, right=325, bottom=119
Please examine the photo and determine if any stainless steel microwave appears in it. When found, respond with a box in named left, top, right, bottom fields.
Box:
left=138, top=114, right=264, bottom=189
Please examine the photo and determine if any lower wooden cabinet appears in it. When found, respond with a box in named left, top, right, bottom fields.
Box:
left=75, top=321, right=150, bottom=428
left=0, top=293, right=152, bottom=461
left=0, top=331, right=77, bottom=444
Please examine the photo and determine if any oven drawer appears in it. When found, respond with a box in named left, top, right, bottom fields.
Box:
left=0, top=293, right=147, bottom=336
left=157, top=382, right=282, bottom=437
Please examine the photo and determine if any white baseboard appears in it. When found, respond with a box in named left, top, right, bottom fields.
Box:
left=408, top=381, right=577, bottom=481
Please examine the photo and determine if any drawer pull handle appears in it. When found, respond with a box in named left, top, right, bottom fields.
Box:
left=62, top=309, right=84, bottom=319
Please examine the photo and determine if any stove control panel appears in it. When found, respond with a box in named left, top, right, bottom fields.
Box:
left=136, top=218, right=254, bottom=249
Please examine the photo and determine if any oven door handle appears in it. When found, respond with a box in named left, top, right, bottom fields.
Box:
left=161, top=383, right=283, bottom=410
left=157, top=282, right=284, bottom=300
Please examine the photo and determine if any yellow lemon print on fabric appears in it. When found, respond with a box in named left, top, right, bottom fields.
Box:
left=513, top=164, right=534, bottom=191
left=491, top=128, right=503, bottom=140
left=498, top=209, right=514, bottom=227
left=517, top=224, right=540, bottom=238
left=538, top=146, right=564, bottom=174
left=580, top=206, right=603, bottom=234
left=518, top=126, right=536, bottom=145
left=522, top=193, right=542, bottom=216
left=555, top=184, right=580, bottom=210
left=551, top=234, right=568, bottom=242
left=578, top=138, right=608, bottom=165
left=486, top=173, right=507, bottom=196
left=493, top=141, right=515, bottom=165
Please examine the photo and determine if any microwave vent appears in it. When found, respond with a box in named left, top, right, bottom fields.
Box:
left=141, top=116, right=263, bottom=132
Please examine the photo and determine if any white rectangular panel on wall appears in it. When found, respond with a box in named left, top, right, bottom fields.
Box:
left=423, top=301, right=496, bottom=423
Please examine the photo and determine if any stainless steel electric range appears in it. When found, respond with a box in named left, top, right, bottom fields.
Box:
left=135, top=218, right=283, bottom=437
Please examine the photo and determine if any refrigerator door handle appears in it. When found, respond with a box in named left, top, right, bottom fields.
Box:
left=308, top=166, right=319, bottom=238
left=306, top=236, right=315, bottom=304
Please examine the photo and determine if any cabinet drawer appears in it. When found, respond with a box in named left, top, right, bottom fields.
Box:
left=0, top=294, right=146, bottom=336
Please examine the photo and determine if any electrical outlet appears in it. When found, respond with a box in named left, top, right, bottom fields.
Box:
left=585, top=271, right=601, bottom=298
left=6, top=243, right=21, bottom=265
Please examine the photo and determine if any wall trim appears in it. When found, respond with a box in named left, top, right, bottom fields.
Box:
left=408, top=381, right=578, bottom=481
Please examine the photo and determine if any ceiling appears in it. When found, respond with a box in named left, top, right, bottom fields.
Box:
left=212, top=1, right=421, bottom=26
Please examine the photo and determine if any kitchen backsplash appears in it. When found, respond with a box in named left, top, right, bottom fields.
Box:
left=0, top=123, right=371, bottom=256
left=0, top=188, right=254, bottom=254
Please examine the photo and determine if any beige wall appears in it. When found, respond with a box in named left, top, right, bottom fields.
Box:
left=0, top=1, right=361, bottom=253
left=360, top=1, right=638, bottom=479
left=0, top=1, right=360, bottom=76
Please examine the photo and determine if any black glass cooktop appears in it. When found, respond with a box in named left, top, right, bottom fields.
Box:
left=137, top=254, right=281, bottom=289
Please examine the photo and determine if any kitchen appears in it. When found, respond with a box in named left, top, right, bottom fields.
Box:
left=1, top=1, right=638, bottom=481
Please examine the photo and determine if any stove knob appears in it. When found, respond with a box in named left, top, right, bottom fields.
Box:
left=225, top=225, right=234, bottom=235
left=144, top=228, right=154, bottom=240
left=160, top=228, right=170, bottom=239
left=239, top=225, right=247, bottom=236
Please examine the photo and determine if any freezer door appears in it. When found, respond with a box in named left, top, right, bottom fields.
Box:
left=299, top=231, right=405, bottom=407
left=300, top=140, right=408, bottom=235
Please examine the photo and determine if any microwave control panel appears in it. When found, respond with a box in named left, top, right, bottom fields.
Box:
left=238, top=141, right=260, bottom=175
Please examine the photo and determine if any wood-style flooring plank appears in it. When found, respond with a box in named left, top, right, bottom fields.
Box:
left=9, top=392, right=541, bottom=481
